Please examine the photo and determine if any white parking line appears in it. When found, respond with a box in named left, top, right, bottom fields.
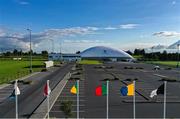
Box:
left=56, top=100, right=85, bottom=102
left=65, top=86, right=85, bottom=88
left=53, top=105, right=85, bottom=107
left=61, top=92, right=85, bottom=95
left=118, top=95, right=143, bottom=98
left=50, top=110, right=85, bottom=113
left=139, top=70, right=149, bottom=72
left=63, top=87, right=85, bottom=90
left=153, top=74, right=168, bottom=78
left=59, top=96, right=85, bottom=98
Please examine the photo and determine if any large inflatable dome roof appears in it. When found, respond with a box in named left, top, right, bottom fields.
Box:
left=80, top=46, right=133, bottom=58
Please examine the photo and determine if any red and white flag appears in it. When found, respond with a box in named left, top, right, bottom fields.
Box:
left=44, top=80, right=51, bottom=96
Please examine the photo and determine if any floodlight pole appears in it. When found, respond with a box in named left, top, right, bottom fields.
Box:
left=151, top=46, right=154, bottom=63
left=49, top=39, right=54, bottom=53
left=60, top=41, right=63, bottom=61
left=177, top=44, right=180, bottom=68
left=27, top=29, right=32, bottom=73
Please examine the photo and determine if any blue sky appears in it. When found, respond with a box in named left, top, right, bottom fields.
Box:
left=0, top=0, right=180, bottom=53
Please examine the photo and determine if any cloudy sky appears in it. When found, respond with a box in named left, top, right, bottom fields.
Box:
left=0, top=0, right=180, bottom=53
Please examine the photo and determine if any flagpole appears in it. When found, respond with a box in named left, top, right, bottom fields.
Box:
left=163, top=81, right=167, bottom=119
left=106, top=80, right=109, bottom=119
left=133, top=80, right=136, bottom=119
left=15, top=80, right=18, bottom=119
left=47, top=80, right=50, bottom=119
left=77, top=80, right=79, bottom=119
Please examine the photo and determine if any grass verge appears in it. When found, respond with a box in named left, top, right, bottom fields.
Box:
left=0, top=60, right=45, bottom=84
left=78, top=60, right=102, bottom=65
left=145, top=61, right=179, bottom=67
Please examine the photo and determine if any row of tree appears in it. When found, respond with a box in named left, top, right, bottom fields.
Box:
left=1, top=48, right=180, bottom=61
left=129, top=49, right=180, bottom=61
left=0, top=49, right=48, bottom=57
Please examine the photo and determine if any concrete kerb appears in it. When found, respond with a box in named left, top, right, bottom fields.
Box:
left=29, top=72, right=71, bottom=119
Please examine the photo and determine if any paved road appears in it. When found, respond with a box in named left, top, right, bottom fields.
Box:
left=50, top=62, right=180, bottom=118
left=0, top=63, right=73, bottom=118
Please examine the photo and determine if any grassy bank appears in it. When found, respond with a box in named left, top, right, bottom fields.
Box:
left=0, top=60, right=45, bottom=84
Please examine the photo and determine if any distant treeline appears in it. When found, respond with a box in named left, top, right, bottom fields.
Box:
left=0, top=49, right=48, bottom=59
left=127, top=49, right=180, bottom=61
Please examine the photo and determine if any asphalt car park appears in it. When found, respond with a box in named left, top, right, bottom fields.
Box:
left=50, top=62, right=180, bottom=118
left=49, top=79, right=86, bottom=118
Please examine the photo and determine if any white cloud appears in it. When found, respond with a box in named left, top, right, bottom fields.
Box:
left=62, top=40, right=112, bottom=53
left=0, top=27, right=100, bottom=51
left=153, top=31, right=180, bottom=37
left=63, top=39, right=105, bottom=43
left=19, top=1, right=29, bottom=5
left=15, top=0, right=29, bottom=5
left=0, top=28, right=6, bottom=37
left=0, top=24, right=141, bottom=52
left=120, top=24, right=139, bottom=29
left=104, top=26, right=117, bottom=30
left=172, top=1, right=176, bottom=5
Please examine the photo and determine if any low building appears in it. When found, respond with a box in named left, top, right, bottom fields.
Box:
left=48, top=53, right=81, bottom=61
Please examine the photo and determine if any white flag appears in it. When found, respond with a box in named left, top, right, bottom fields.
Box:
left=15, top=82, right=20, bottom=95
left=150, top=89, right=157, bottom=98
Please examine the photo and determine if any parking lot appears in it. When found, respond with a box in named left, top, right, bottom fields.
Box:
left=50, top=79, right=86, bottom=118
left=50, top=62, right=180, bottom=118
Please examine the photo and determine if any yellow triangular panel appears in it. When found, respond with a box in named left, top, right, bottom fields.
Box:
left=70, top=85, right=77, bottom=94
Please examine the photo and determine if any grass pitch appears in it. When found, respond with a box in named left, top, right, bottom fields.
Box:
left=0, top=60, right=45, bottom=84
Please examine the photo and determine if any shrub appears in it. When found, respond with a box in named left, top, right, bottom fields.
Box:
left=23, top=80, right=33, bottom=85
left=60, top=100, right=73, bottom=118
left=41, top=68, right=47, bottom=72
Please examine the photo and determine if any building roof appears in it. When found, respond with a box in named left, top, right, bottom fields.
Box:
left=80, top=46, right=133, bottom=58
left=49, top=53, right=80, bottom=57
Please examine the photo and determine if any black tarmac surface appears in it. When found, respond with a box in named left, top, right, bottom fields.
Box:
left=50, top=62, right=180, bottom=118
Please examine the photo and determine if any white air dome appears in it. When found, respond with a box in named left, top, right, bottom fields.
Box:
left=80, top=46, right=133, bottom=59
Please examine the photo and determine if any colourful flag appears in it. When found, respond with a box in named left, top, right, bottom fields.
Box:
left=70, top=83, right=78, bottom=94
left=150, top=83, right=164, bottom=98
left=120, top=83, right=134, bottom=96
left=95, top=84, right=107, bottom=96
left=44, top=80, right=51, bottom=96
